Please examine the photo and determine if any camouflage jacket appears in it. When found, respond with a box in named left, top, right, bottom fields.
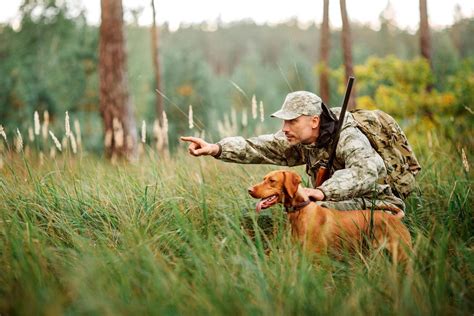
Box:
left=215, top=108, right=395, bottom=202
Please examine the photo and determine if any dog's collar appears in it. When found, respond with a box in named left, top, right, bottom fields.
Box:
left=285, top=200, right=311, bottom=213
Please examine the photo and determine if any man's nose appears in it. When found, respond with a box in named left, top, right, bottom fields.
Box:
left=282, top=122, right=289, bottom=132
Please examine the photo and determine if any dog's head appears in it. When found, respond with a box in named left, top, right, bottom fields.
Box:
left=248, top=170, right=302, bottom=212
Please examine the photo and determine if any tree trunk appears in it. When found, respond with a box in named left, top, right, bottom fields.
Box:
left=99, top=0, right=137, bottom=160
left=339, top=0, right=357, bottom=110
left=319, top=0, right=330, bottom=103
left=151, top=0, right=164, bottom=123
left=419, top=0, right=431, bottom=64
left=419, top=0, right=433, bottom=91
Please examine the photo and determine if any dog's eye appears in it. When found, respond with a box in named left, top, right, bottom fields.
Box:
left=269, top=178, right=276, bottom=183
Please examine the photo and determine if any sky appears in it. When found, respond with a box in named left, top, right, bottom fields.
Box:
left=1, top=0, right=473, bottom=32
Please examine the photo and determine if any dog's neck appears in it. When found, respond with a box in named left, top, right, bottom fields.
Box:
left=284, top=185, right=311, bottom=212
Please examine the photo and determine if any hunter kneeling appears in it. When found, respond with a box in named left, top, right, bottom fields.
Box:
left=181, top=79, right=420, bottom=212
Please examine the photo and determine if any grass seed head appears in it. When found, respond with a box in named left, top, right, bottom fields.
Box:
left=65, top=111, right=71, bottom=137
left=0, top=125, right=7, bottom=143
left=188, top=105, right=194, bottom=129
left=242, top=110, right=248, bottom=127
left=49, top=146, right=56, bottom=158
left=34, top=111, right=40, bottom=135
left=259, top=100, right=264, bottom=122
left=49, top=130, right=62, bottom=152
left=42, top=111, right=50, bottom=139
left=69, top=132, right=77, bottom=154
left=15, top=128, right=23, bottom=152
left=141, top=120, right=146, bottom=143
left=461, top=148, right=469, bottom=173
left=28, top=127, right=34, bottom=142
left=252, top=94, right=257, bottom=119
left=74, top=119, right=82, bottom=148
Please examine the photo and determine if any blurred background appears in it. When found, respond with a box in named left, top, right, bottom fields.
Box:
left=0, top=0, right=472, bottom=156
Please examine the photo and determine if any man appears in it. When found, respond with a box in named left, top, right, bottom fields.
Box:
left=181, top=91, right=404, bottom=211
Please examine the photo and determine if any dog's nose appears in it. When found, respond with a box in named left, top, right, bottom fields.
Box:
left=248, top=187, right=255, bottom=195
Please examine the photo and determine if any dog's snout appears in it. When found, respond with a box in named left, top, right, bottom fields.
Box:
left=248, top=186, right=257, bottom=197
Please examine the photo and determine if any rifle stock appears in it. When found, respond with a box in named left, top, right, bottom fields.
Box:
left=315, top=165, right=329, bottom=187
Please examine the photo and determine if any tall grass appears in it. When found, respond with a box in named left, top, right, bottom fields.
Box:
left=0, top=142, right=472, bottom=315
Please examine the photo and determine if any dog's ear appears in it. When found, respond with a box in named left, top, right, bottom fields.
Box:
left=283, top=171, right=301, bottom=198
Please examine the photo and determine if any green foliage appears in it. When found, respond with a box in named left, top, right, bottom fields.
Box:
left=0, top=1, right=98, bottom=130
left=352, top=56, right=472, bottom=148
left=161, top=47, right=214, bottom=145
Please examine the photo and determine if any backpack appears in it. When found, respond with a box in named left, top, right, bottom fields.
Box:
left=350, top=109, right=421, bottom=199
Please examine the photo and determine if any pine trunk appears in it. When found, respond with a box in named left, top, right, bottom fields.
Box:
left=319, top=0, right=330, bottom=103
left=151, top=0, right=164, bottom=124
left=99, top=0, right=137, bottom=160
left=340, top=0, right=357, bottom=110
left=419, top=0, right=433, bottom=91
left=419, top=0, right=431, bottom=64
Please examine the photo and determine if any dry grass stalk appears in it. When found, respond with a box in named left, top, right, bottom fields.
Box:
left=0, top=156, right=3, bottom=170
left=69, top=132, right=77, bottom=154
left=217, top=114, right=237, bottom=138
left=15, top=128, right=23, bottom=152
left=39, top=151, right=44, bottom=166
left=42, top=111, right=50, bottom=140
left=0, top=125, right=7, bottom=144
left=141, top=120, right=146, bottom=143
left=65, top=111, right=71, bottom=137
left=49, top=130, right=62, bottom=152
left=34, top=111, right=40, bottom=135
left=251, top=95, right=257, bottom=119
left=28, top=127, right=34, bottom=142
left=50, top=146, right=56, bottom=158
left=242, top=110, right=248, bottom=127
left=61, top=135, right=68, bottom=150
left=154, top=120, right=164, bottom=152
left=188, top=105, right=194, bottom=129
left=162, top=111, right=169, bottom=148
left=461, top=148, right=469, bottom=173
left=74, top=119, right=82, bottom=148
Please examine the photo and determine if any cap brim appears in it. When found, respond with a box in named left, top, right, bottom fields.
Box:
left=270, top=110, right=300, bottom=120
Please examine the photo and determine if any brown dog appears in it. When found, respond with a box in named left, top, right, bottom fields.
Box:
left=248, top=170, right=412, bottom=262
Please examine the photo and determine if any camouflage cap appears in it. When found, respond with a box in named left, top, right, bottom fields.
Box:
left=271, top=91, right=323, bottom=120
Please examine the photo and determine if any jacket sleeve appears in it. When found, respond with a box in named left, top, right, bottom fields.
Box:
left=215, top=131, right=304, bottom=166
left=317, top=126, right=387, bottom=201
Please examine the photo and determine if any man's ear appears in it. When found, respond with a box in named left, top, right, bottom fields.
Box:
left=311, top=115, right=320, bottom=129
left=283, top=171, right=302, bottom=198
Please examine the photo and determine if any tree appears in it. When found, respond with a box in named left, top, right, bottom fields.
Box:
left=319, top=0, right=330, bottom=103
left=339, top=0, right=357, bottom=110
left=151, top=0, right=164, bottom=124
left=99, top=0, right=137, bottom=160
left=419, top=0, right=432, bottom=67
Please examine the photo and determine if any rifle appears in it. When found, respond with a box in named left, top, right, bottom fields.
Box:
left=315, top=76, right=355, bottom=187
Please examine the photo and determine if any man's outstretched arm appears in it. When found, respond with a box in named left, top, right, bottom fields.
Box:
left=180, top=136, right=221, bottom=157
left=180, top=132, right=303, bottom=167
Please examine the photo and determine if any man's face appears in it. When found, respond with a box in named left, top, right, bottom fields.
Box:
left=282, top=115, right=320, bottom=145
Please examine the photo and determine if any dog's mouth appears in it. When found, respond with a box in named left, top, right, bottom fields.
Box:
left=255, top=194, right=279, bottom=213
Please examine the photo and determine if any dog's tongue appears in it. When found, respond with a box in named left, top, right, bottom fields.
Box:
left=255, top=196, right=273, bottom=213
